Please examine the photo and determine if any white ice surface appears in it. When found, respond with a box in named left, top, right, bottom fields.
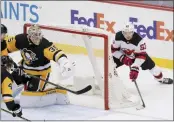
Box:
left=1, top=52, right=173, bottom=121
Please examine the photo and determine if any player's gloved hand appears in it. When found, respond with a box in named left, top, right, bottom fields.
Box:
left=130, top=66, right=139, bottom=80
left=12, top=66, right=30, bottom=85
left=13, top=66, right=25, bottom=77
left=58, top=57, right=75, bottom=78
left=1, top=56, right=17, bottom=71
left=12, top=104, right=22, bottom=117
left=120, top=55, right=133, bottom=66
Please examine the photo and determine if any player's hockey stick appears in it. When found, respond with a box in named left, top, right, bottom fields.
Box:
left=129, top=66, right=146, bottom=109
left=1, top=108, right=31, bottom=121
left=132, top=79, right=146, bottom=109
left=26, top=74, right=92, bottom=95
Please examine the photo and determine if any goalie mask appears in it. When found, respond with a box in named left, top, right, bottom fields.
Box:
left=122, top=22, right=134, bottom=40
left=27, top=24, right=43, bottom=45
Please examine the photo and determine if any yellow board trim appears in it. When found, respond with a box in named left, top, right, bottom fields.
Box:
left=151, top=57, right=173, bottom=69
left=55, top=43, right=173, bottom=69
left=54, top=43, right=103, bottom=57
left=21, top=88, right=67, bottom=96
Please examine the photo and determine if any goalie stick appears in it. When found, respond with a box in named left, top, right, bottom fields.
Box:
left=13, top=66, right=92, bottom=95
left=1, top=108, right=30, bottom=121
left=26, top=74, right=92, bottom=95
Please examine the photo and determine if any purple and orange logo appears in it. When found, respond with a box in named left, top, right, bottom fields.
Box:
left=129, top=17, right=173, bottom=42
left=71, top=9, right=116, bottom=33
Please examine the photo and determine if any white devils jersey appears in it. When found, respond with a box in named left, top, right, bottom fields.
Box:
left=111, top=31, right=147, bottom=67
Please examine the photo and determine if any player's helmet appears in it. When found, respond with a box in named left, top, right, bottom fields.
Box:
left=1, top=24, right=7, bottom=34
left=27, top=24, right=43, bottom=45
left=1, top=24, right=8, bottom=41
left=122, top=22, right=134, bottom=40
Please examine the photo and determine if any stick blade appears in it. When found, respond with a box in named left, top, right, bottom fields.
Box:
left=75, top=85, right=92, bottom=94
left=136, top=104, right=145, bottom=110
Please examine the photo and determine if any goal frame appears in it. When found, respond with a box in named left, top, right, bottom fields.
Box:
left=23, top=23, right=109, bottom=110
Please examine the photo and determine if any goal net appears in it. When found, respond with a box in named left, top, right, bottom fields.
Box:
left=23, top=23, right=140, bottom=110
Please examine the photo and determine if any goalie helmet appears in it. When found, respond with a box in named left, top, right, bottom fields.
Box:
left=27, top=24, right=43, bottom=45
left=122, top=22, right=134, bottom=40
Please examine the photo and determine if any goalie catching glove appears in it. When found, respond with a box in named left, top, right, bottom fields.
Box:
left=57, top=57, right=75, bottom=78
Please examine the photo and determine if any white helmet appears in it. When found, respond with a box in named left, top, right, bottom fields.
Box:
left=27, top=24, right=43, bottom=45
left=122, top=22, right=134, bottom=40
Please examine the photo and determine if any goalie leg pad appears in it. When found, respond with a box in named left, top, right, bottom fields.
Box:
left=55, top=89, right=70, bottom=105
left=20, top=88, right=70, bottom=108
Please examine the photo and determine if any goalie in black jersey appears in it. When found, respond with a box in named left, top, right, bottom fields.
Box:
left=4, top=24, right=72, bottom=108
left=6, top=24, right=74, bottom=92
left=1, top=24, right=22, bottom=117
left=111, top=22, right=173, bottom=84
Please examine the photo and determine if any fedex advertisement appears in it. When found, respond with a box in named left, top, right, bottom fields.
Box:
left=71, top=9, right=116, bottom=33
left=71, top=9, right=173, bottom=42
left=129, top=17, right=173, bottom=42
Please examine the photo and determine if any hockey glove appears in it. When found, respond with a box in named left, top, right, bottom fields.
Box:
left=130, top=66, right=139, bottom=80
left=120, top=55, right=133, bottom=66
left=1, top=56, right=17, bottom=71
left=13, top=67, right=25, bottom=77
left=58, top=57, right=75, bottom=78
left=12, top=104, right=22, bottom=117
left=12, top=67, right=31, bottom=85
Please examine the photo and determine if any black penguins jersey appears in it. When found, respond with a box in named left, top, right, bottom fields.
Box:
left=111, top=31, right=147, bottom=67
left=1, top=66, right=16, bottom=111
left=7, top=34, right=67, bottom=75
left=1, top=39, right=8, bottom=56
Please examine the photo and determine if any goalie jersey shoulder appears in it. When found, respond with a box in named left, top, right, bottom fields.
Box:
left=39, top=37, right=53, bottom=49
left=14, top=34, right=30, bottom=49
left=115, top=31, right=143, bottom=46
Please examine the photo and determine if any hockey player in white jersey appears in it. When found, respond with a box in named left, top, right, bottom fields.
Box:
left=111, top=22, right=173, bottom=84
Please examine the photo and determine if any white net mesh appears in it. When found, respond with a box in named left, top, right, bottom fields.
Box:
left=24, top=23, right=140, bottom=110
